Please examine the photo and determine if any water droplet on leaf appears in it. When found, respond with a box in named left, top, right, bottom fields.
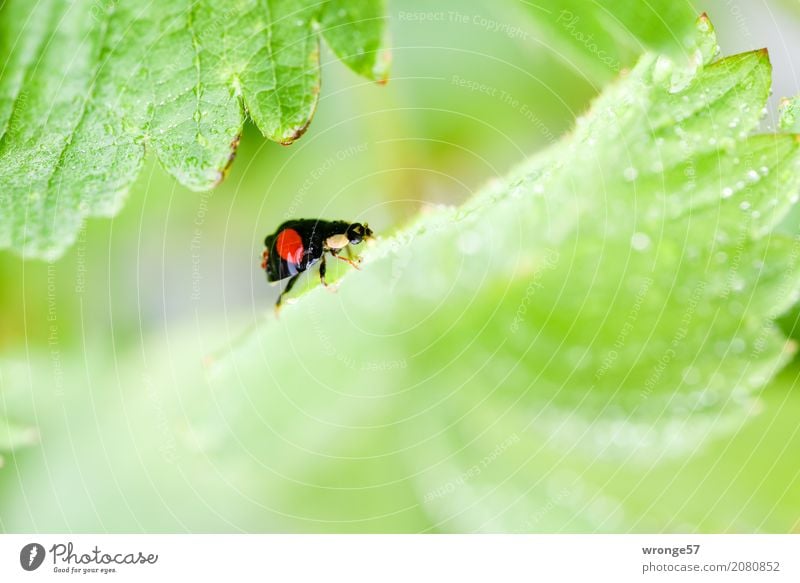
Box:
left=630, top=232, right=651, bottom=251
left=623, top=167, right=638, bottom=181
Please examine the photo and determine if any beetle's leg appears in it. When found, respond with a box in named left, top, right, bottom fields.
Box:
left=319, top=254, right=340, bottom=292
left=346, top=245, right=361, bottom=263
left=319, top=254, right=328, bottom=286
left=331, top=248, right=362, bottom=270
left=275, top=273, right=301, bottom=314
left=334, top=255, right=362, bottom=269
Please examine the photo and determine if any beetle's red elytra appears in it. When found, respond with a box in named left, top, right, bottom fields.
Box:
left=275, top=228, right=304, bottom=264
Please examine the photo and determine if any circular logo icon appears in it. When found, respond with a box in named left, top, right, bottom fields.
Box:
left=20, top=543, right=46, bottom=571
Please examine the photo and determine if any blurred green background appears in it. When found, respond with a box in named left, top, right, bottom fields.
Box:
left=1, top=0, right=800, bottom=532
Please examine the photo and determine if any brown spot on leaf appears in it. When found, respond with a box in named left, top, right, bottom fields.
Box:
left=214, top=134, right=241, bottom=186
left=278, top=84, right=320, bottom=145
left=280, top=119, right=313, bottom=145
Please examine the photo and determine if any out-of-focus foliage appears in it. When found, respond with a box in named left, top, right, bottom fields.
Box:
left=518, top=0, right=698, bottom=81
left=0, top=0, right=388, bottom=260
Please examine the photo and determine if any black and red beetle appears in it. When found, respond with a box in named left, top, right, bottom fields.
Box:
left=261, top=219, right=373, bottom=308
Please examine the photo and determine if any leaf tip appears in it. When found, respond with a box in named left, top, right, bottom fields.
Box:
left=690, top=12, right=719, bottom=67
left=279, top=126, right=311, bottom=146
left=372, top=48, right=392, bottom=85
left=697, top=12, right=712, bottom=30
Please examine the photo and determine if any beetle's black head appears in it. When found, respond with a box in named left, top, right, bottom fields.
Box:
left=346, top=222, right=373, bottom=245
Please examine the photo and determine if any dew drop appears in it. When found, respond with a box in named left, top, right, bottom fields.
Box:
left=721, top=187, right=734, bottom=198
left=682, top=366, right=700, bottom=385
left=630, top=232, right=651, bottom=251
left=457, top=231, right=481, bottom=255
left=623, top=167, right=638, bottom=181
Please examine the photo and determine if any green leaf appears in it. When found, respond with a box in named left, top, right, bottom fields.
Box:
left=519, top=1, right=701, bottom=81
left=166, top=16, right=800, bottom=529
left=0, top=0, right=389, bottom=260
left=320, top=0, right=390, bottom=80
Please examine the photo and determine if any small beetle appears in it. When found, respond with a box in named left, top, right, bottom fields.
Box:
left=261, top=219, right=373, bottom=309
